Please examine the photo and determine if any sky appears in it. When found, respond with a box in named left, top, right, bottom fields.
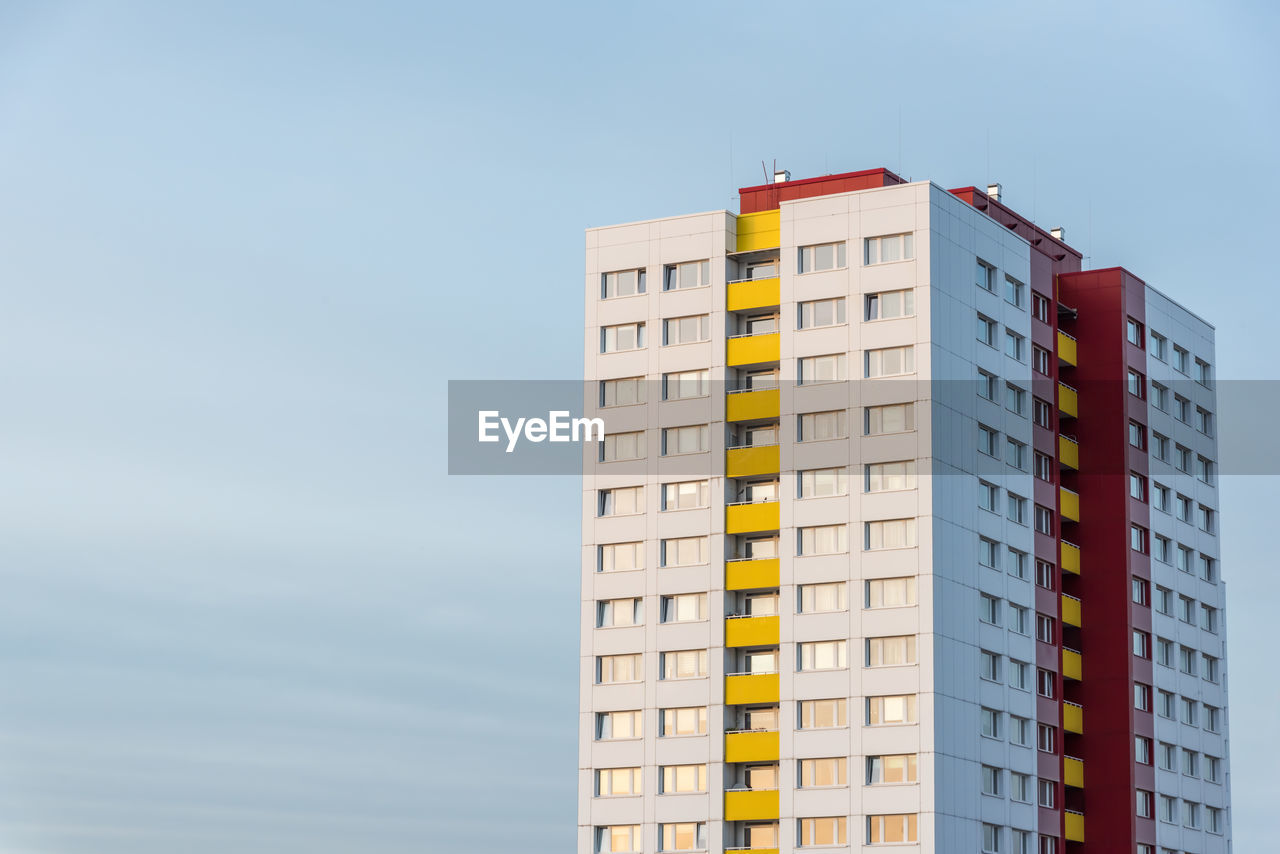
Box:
left=0, top=1, right=1276, bottom=851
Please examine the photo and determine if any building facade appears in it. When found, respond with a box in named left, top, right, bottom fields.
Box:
left=579, top=169, right=1231, bottom=854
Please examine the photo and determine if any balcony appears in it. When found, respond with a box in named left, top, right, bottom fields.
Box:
left=725, top=729, right=780, bottom=763
left=1064, top=701, right=1083, bottom=734
left=726, top=615, right=780, bottom=648
left=725, top=672, right=780, bottom=705
left=726, top=501, right=780, bottom=535
left=735, top=209, right=780, bottom=253
left=1058, top=434, right=1079, bottom=469
left=725, top=558, right=780, bottom=591
left=727, top=332, right=780, bottom=367
left=1060, top=540, right=1081, bottom=575
left=1065, top=756, right=1084, bottom=788
left=1061, top=593, right=1082, bottom=628
left=727, top=277, right=780, bottom=312
left=1057, top=329, right=1078, bottom=366
left=1065, top=810, right=1084, bottom=843
left=724, top=789, right=780, bottom=821
left=726, top=387, right=780, bottom=422
left=1063, top=648, right=1083, bottom=681
left=1058, top=382, right=1078, bottom=418
left=726, top=444, right=780, bottom=478
left=1059, top=486, right=1080, bottom=522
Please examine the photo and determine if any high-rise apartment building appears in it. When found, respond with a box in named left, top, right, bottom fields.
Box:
left=579, top=168, right=1230, bottom=854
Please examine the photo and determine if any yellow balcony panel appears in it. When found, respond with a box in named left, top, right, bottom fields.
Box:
left=726, top=445, right=780, bottom=478
left=727, top=387, right=780, bottom=422
left=1059, top=382, right=1078, bottom=418
left=726, top=501, right=780, bottom=535
left=735, top=210, right=780, bottom=253
left=1060, top=486, right=1080, bottom=523
left=1064, top=702, right=1083, bottom=734
left=1061, top=540, right=1081, bottom=575
left=1065, top=756, right=1084, bottom=788
left=1063, top=648, right=1082, bottom=681
left=1057, top=330, right=1078, bottom=366
left=725, top=730, right=780, bottom=763
left=727, top=332, right=780, bottom=367
left=1061, top=594, right=1082, bottom=628
left=725, top=558, right=780, bottom=591
left=1065, top=811, right=1084, bottom=843
left=725, top=672, right=780, bottom=705
left=727, top=277, right=781, bottom=312
left=724, top=789, right=779, bottom=822
left=726, top=615, right=780, bottom=648
left=1058, top=434, right=1079, bottom=469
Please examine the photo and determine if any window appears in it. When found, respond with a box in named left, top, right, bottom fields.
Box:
left=865, top=289, right=915, bottom=320
left=1199, top=504, right=1215, bottom=532
left=1173, top=345, right=1190, bottom=373
left=1032, top=292, right=1051, bottom=322
left=602, top=268, right=647, bottom=299
left=980, top=708, right=1001, bottom=738
left=1159, top=795, right=1177, bottom=824
left=799, top=582, right=847, bottom=613
left=1198, top=455, right=1216, bottom=484
left=979, top=424, right=1000, bottom=456
left=660, top=649, right=707, bottom=680
left=798, top=241, right=847, bottom=273
left=866, top=754, right=917, bottom=784
left=1150, top=332, right=1167, bottom=359
left=798, top=467, right=848, bottom=499
left=1033, top=345, right=1051, bottom=375
left=601, top=431, right=645, bottom=463
left=1176, top=493, right=1193, bottom=522
left=1133, top=630, right=1150, bottom=658
left=661, top=425, right=708, bottom=456
left=1011, top=772, right=1031, bottom=802
left=1128, top=369, right=1146, bottom=399
left=1005, top=330, right=1026, bottom=361
left=663, top=260, right=710, bottom=291
left=1136, top=790, right=1154, bottom=818
left=865, top=519, right=917, bottom=550
left=1038, top=779, right=1056, bottom=808
left=597, top=825, right=641, bottom=854
left=1197, top=407, right=1214, bottom=435
left=1153, top=535, right=1171, bottom=563
left=1201, top=604, right=1219, bottom=633
left=662, top=315, right=709, bottom=346
left=1037, top=723, right=1056, bottom=752
left=1182, top=748, right=1199, bottom=777
left=599, top=598, right=644, bottom=628
left=660, top=706, right=707, bottom=737
left=798, top=297, right=847, bottom=329
left=1208, top=806, right=1223, bottom=834
left=798, top=524, right=847, bottom=555
left=1033, top=397, right=1052, bottom=427
left=1005, top=275, right=1025, bottom=306
left=1007, top=548, right=1028, bottom=579
left=660, top=594, right=706, bottom=623
left=601, top=322, right=645, bottom=353
left=1205, top=755, right=1221, bottom=783
left=863, top=402, right=915, bottom=435
left=661, top=369, right=709, bottom=402
left=1178, top=594, right=1196, bottom=623
left=1128, top=420, right=1146, bottom=450
left=976, top=259, right=996, bottom=291
left=1157, top=690, right=1175, bottom=718
left=1174, top=394, right=1191, bottom=422
left=800, top=409, right=849, bottom=441
left=661, top=480, right=709, bottom=511
left=1130, top=524, right=1148, bottom=553
left=981, top=765, right=1003, bottom=796
left=979, top=537, right=999, bottom=569
left=1203, top=654, right=1220, bottom=683
left=1036, top=614, right=1055, bottom=644
left=980, top=594, right=1000, bottom=625
left=799, top=817, right=847, bottom=847
left=1151, top=432, right=1169, bottom=460
left=979, top=480, right=999, bottom=512
left=1037, top=668, right=1055, bottom=698
left=1127, top=317, right=1144, bottom=346
left=979, top=368, right=999, bottom=400
left=595, top=766, right=642, bottom=797
left=979, top=650, right=1001, bottom=681
left=662, top=536, right=708, bottom=567
left=1129, top=472, right=1147, bottom=501
left=601, top=377, right=645, bottom=407
left=1135, top=682, right=1152, bottom=711
left=867, top=694, right=917, bottom=725
left=599, top=541, right=643, bottom=572
left=800, top=353, right=847, bottom=384
left=866, top=460, right=916, bottom=492
left=1159, top=742, right=1176, bottom=770
left=866, top=814, right=917, bottom=845
left=1155, top=586, right=1173, bottom=614
left=658, top=822, right=706, bottom=852
left=865, top=577, right=917, bottom=608
left=798, top=698, right=848, bottom=729
left=1150, top=381, right=1167, bottom=410
left=597, top=710, right=642, bottom=740
left=1036, top=560, right=1055, bottom=590
left=1152, top=482, right=1170, bottom=512
left=1175, top=544, right=1193, bottom=573
left=1179, top=645, right=1198, bottom=676
left=659, top=764, right=707, bottom=794
left=600, top=486, right=643, bottom=517
left=978, top=314, right=998, bottom=346
left=865, top=345, right=915, bottom=377
left=799, top=640, right=847, bottom=671
left=1196, top=357, right=1212, bottom=386
left=1007, top=493, right=1027, bottom=524
left=598, top=654, right=642, bottom=684
left=867, top=635, right=917, bottom=667
left=798, top=757, right=847, bottom=788
left=864, top=233, right=914, bottom=265
left=1009, top=716, right=1031, bottom=746
left=1205, top=704, right=1221, bottom=732
left=982, top=823, right=1002, bottom=854
left=1201, top=555, right=1217, bottom=582
left=1006, top=383, right=1027, bottom=416
left=1034, top=505, right=1054, bottom=536
left=1009, top=604, right=1030, bottom=634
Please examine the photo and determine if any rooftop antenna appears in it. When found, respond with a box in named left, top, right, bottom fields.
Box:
left=761, top=160, right=769, bottom=184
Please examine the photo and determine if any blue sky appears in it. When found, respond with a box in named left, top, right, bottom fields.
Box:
left=0, top=1, right=1275, bottom=851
